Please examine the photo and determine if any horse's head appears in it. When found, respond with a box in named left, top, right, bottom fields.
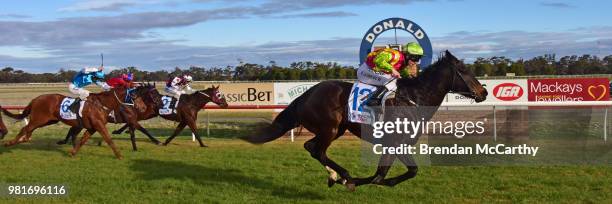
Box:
left=0, top=110, right=7, bottom=139
left=134, top=82, right=163, bottom=110
left=199, top=85, right=228, bottom=108
left=443, top=50, right=488, bottom=102
left=129, top=83, right=159, bottom=113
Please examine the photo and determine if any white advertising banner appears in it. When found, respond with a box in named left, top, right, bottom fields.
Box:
left=274, top=82, right=320, bottom=105
left=444, top=79, right=528, bottom=104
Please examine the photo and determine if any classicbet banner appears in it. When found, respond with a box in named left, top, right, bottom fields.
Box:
left=528, top=78, right=610, bottom=101
left=203, top=83, right=274, bottom=105
left=445, top=79, right=528, bottom=104
left=274, top=82, right=319, bottom=105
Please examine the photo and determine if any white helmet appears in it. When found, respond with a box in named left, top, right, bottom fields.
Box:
left=183, top=75, right=193, bottom=82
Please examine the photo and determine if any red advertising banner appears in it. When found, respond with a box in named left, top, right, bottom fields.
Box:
left=528, top=78, right=610, bottom=101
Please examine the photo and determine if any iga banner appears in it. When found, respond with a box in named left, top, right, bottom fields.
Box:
left=445, top=79, right=528, bottom=104
left=274, top=82, right=319, bottom=105
left=528, top=78, right=610, bottom=101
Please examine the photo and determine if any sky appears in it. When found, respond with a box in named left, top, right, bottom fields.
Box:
left=0, top=0, right=610, bottom=72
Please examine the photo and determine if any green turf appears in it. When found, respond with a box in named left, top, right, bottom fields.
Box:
left=0, top=84, right=611, bottom=203
left=0, top=118, right=610, bottom=203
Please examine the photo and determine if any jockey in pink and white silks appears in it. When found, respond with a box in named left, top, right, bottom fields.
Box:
left=357, top=42, right=424, bottom=106
left=165, top=74, right=193, bottom=99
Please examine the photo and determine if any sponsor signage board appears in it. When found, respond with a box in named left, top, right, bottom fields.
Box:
left=527, top=78, right=610, bottom=101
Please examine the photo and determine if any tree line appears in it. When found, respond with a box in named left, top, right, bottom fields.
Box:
left=1, top=54, right=611, bottom=83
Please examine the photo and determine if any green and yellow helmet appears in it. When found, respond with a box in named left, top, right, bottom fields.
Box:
left=403, top=42, right=424, bottom=56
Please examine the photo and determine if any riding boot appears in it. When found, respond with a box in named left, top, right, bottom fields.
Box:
left=69, top=98, right=81, bottom=114
left=365, top=86, right=388, bottom=106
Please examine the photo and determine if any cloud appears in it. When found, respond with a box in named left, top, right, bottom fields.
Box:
left=5, top=25, right=612, bottom=73
left=274, top=11, right=357, bottom=18
left=539, top=2, right=574, bottom=8
left=0, top=13, right=30, bottom=19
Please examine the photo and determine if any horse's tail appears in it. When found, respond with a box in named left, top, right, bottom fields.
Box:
left=1, top=103, right=31, bottom=120
left=241, top=87, right=314, bottom=144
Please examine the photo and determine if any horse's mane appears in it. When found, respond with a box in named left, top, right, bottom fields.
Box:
left=396, top=50, right=457, bottom=88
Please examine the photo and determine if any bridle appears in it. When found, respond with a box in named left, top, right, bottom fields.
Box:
left=447, top=65, right=478, bottom=98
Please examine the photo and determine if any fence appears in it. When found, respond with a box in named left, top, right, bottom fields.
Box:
left=3, top=101, right=611, bottom=142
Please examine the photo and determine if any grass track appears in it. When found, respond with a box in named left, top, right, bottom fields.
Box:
left=0, top=84, right=610, bottom=203
left=0, top=121, right=610, bottom=203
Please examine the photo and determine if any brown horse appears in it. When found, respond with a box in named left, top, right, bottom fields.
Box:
left=242, top=51, right=488, bottom=191
left=57, top=83, right=163, bottom=151
left=0, top=106, right=7, bottom=139
left=58, top=85, right=228, bottom=147
left=1, top=86, right=145, bottom=159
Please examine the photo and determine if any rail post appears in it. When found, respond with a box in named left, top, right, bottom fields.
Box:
left=605, top=108, right=608, bottom=143
left=290, top=129, right=295, bottom=142
left=493, top=106, right=497, bottom=142
left=207, top=111, right=210, bottom=137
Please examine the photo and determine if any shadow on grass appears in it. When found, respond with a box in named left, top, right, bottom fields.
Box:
left=130, top=159, right=324, bottom=201
left=110, top=125, right=262, bottom=139
left=0, top=137, right=68, bottom=156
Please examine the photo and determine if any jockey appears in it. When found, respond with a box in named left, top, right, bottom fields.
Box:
left=106, top=73, right=135, bottom=103
left=165, top=74, right=193, bottom=99
left=106, top=73, right=134, bottom=89
left=68, top=66, right=111, bottom=114
left=358, top=42, right=424, bottom=106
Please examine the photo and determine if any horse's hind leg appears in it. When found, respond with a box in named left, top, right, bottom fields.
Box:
left=163, top=122, right=187, bottom=146
left=135, top=123, right=160, bottom=145
left=112, top=124, right=128, bottom=135
left=353, top=153, right=396, bottom=186
left=380, top=153, right=418, bottom=187
left=57, top=126, right=82, bottom=146
left=70, top=129, right=94, bottom=156
left=129, top=126, right=137, bottom=151
left=3, top=119, right=49, bottom=147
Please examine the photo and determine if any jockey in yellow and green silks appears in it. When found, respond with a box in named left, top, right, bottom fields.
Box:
left=357, top=42, right=424, bottom=106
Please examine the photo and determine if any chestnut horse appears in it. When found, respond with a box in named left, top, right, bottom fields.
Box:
left=1, top=86, right=145, bottom=159
left=57, top=83, right=163, bottom=151
left=242, top=51, right=488, bottom=191
left=58, top=85, right=228, bottom=147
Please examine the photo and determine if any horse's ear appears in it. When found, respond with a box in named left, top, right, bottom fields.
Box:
left=445, top=50, right=457, bottom=61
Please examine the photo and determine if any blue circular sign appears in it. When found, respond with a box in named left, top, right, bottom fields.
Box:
left=359, top=17, right=433, bottom=69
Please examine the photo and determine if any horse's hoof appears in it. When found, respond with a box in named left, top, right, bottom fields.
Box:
left=344, top=180, right=356, bottom=192
left=200, top=145, right=209, bottom=148
left=152, top=141, right=161, bottom=145
left=111, top=131, right=121, bottom=135
left=327, top=178, right=335, bottom=187
left=56, top=141, right=66, bottom=145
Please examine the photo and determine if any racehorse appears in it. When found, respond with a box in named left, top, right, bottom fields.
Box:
left=242, top=51, right=488, bottom=191
left=57, top=83, right=163, bottom=151
left=58, top=85, right=228, bottom=148
left=0, top=86, right=146, bottom=159
left=0, top=106, right=7, bottom=139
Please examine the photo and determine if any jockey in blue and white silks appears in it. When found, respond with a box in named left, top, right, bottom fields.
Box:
left=68, top=66, right=111, bottom=100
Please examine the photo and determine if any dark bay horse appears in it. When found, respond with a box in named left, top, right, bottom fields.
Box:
left=58, top=85, right=228, bottom=147
left=1, top=86, right=146, bottom=159
left=242, top=51, right=488, bottom=191
left=57, top=83, right=163, bottom=151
